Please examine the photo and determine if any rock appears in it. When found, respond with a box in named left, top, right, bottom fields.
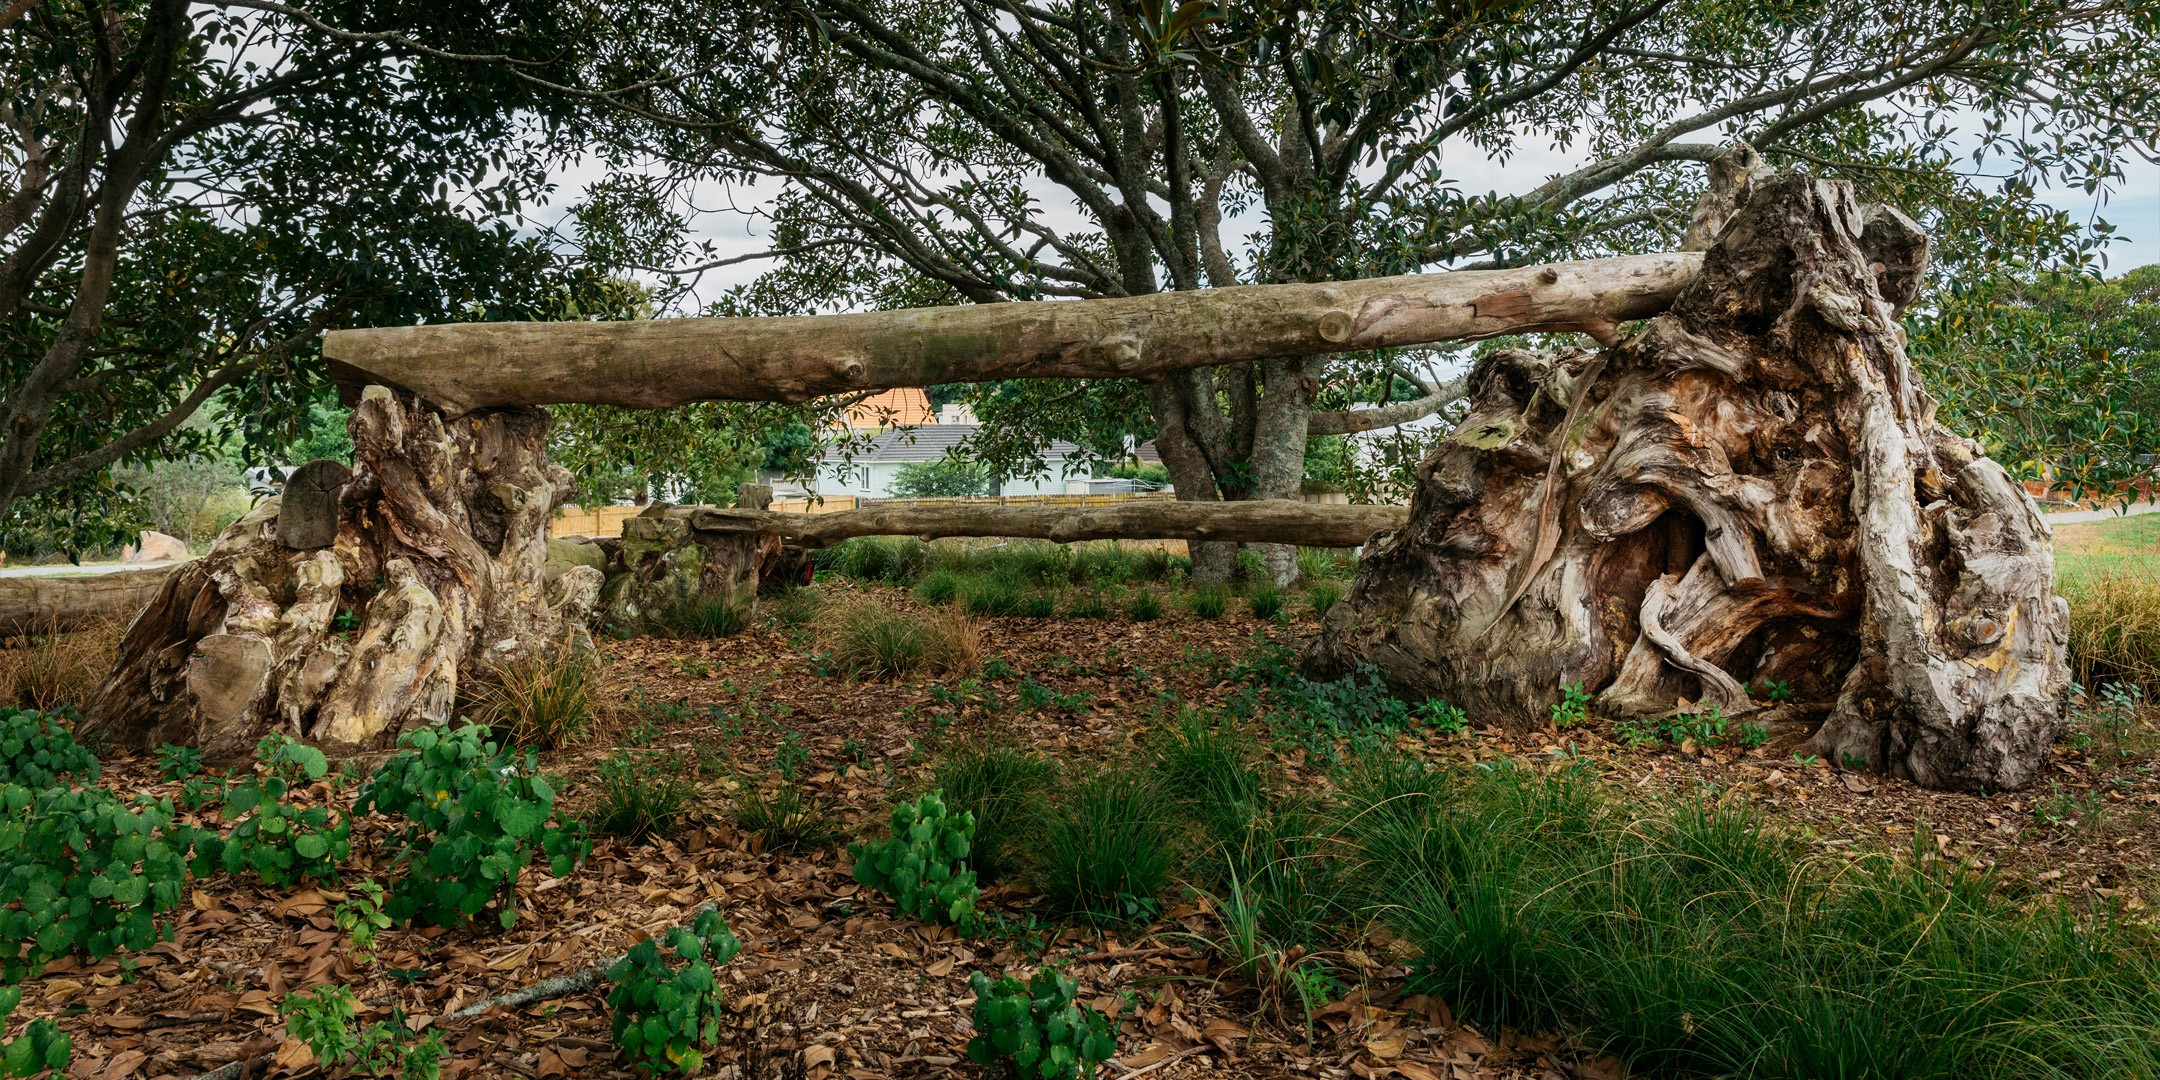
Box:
left=123, top=530, right=189, bottom=563
left=276, top=460, right=352, bottom=550
left=545, top=536, right=610, bottom=584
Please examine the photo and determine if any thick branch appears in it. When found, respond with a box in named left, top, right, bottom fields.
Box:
left=323, top=252, right=1701, bottom=415
left=683, top=499, right=1407, bottom=549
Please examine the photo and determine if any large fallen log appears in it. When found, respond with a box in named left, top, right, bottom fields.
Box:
left=0, top=567, right=175, bottom=636
left=320, top=254, right=1701, bottom=415
left=682, top=500, right=1408, bottom=549
left=1308, top=172, right=2069, bottom=792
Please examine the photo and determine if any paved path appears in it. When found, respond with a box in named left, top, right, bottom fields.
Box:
left=2044, top=500, right=2160, bottom=525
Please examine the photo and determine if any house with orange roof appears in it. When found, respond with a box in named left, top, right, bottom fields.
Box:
left=841, top=388, right=935, bottom=429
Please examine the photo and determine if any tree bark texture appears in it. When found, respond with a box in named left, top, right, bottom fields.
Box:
left=0, top=568, right=175, bottom=636
left=1308, top=173, right=2069, bottom=792
left=685, top=499, right=1407, bottom=550
left=320, top=254, right=1700, bottom=415
left=82, top=388, right=602, bottom=758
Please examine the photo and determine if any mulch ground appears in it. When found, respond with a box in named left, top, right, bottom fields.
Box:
left=17, top=580, right=2157, bottom=1080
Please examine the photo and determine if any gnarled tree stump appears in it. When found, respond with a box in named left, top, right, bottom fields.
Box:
left=82, top=387, right=602, bottom=759
left=1309, top=173, right=2069, bottom=791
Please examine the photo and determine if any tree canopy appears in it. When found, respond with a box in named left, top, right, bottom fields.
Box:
left=0, top=0, right=602, bottom=553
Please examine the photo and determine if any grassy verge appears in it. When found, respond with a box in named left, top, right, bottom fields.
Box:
left=2057, top=512, right=2160, bottom=695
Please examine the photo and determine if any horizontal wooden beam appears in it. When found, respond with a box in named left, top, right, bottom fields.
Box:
left=322, top=253, right=1702, bottom=415
left=677, top=499, right=1409, bottom=549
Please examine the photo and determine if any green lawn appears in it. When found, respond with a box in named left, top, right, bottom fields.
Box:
left=2056, top=512, right=2160, bottom=581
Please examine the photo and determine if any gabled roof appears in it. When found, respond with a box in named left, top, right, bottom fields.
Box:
left=842, top=388, right=935, bottom=428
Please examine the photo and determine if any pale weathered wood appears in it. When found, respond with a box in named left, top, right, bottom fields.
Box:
left=683, top=499, right=1408, bottom=549
left=1310, top=173, right=2069, bottom=792
left=84, top=389, right=604, bottom=759
left=320, top=253, right=1702, bottom=415
left=0, top=567, right=174, bottom=636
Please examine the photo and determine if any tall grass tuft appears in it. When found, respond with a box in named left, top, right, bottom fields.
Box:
left=959, top=571, right=1030, bottom=617
left=1186, top=585, right=1230, bottom=620
left=1148, top=711, right=1267, bottom=847
left=1335, top=753, right=2160, bottom=1079
left=1126, top=589, right=1163, bottom=622
left=814, top=596, right=980, bottom=680
left=468, top=647, right=601, bottom=749
left=1033, top=767, right=1181, bottom=920
left=1247, top=585, right=1285, bottom=622
left=657, top=593, right=749, bottom=638
left=914, top=569, right=963, bottom=606
left=935, top=739, right=1057, bottom=881
left=1306, top=581, right=1343, bottom=619
left=590, top=749, right=695, bottom=844
left=2060, top=570, right=2160, bottom=694
left=1063, top=589, right=1112, bottom=620
left=0, top=619, right=120, bottom=711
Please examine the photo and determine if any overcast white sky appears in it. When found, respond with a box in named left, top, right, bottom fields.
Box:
left=546, top=140, right=2160, bottom=311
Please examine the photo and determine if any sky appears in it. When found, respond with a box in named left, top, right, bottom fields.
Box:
left=545, top=139, right=2160, bottom=312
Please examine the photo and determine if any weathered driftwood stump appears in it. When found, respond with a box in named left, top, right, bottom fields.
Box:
left=82, top=387, right=602, bottom=759
left=1310, top=173, right=2069, bottom=791
left=596, top=505, right=768, bottom=636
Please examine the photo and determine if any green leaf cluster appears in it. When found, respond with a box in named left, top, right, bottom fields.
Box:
left=0, top=709, right=100, bottom=788
left=354, top=725, right=585, bottom=930
left=0, top=986, right=70, bottom=1077
left=201, top=735, right=349, bottom=887
left=0, top=784, right=189, bottom=982
left=279, top=985, right=444, bottom=1080
left=850, top=790, right=980, bottom=931
left=965, top=968, right=1118, bottom=1080
left=606, top=908, right=742, bottom=1075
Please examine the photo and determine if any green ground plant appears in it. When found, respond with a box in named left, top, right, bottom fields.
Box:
left=279, top=984, right=444, bottom=1079
left=1247, top=585, right=1285, bottom=621
left=353, top=724, right=585, bottom=929
left=1186, top=585, right=1230, bottom=619
left=1305, top=581, right=1342, bottom=618
left=657, top=594, right=749, bottom=639
left=211, top=734, right=350, bottom=886
left=0, top=985, right=69, bottom=1075
left=1124, top=590, right=1162, bottom=622
left=0, top=708, right=100, bottom=788
left=850, top=790, right=979, bottom=930
left=0, top=783, right=190, bottom=981
left=965, top=968, right=1119, bottom=1080
left=154, top=743, right=202, bottom=782
left=333, top=882, right=391, bottom=960
left=608, top=908, right=742, bottom=1075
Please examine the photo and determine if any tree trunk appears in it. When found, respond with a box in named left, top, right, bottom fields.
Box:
left=321, top=254, right=1701, bottom=415
left=686, top=499, right=1406, bottom=549
left=81, top=388, right=601, bottom=759
left=0, top=567, right=175, bottom=636
left=1308, top=173, right=2069, bottom=792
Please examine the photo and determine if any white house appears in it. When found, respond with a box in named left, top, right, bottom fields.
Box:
left=810, top=424, right=1096, bottom=499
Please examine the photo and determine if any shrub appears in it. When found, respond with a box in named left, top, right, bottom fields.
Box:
left=935, top=741, right=1055, bottom=881
left=1305, top=581, right=1342, bottom=618
left=0, top=619, right=118, bottom=712
left=353, top=724, right=585, bottom=930
left=607, top=908, right=742, bottom=1076
left=915, top=569, right=963, bottom=606
left=0, top=707, right=100, bottom=787
left=2061, top=570, right=2160, bottom=694
left=467, top=647, right=601, bottom=750
left=0, top=986, right=70, bottom=1077
left=591, top=750, right=696, bottom=844
left=210, top=734, right=350, bottom=886
left=656, top=594, right=748, bottom=638
left=1186, top=585, right=1230, bottom=620
left=1247, top=586, right=1285, bottom=621
left=815, top=597, right=980, bottom=680
left=1125, top=589, right=1162, bottom=622
left=1033, top=768, right=1179, bottom=920
left=155, top=743, right=202, bottom=781
left=0, top=783, right=190, bottom=981
left=850, top=790, right=980, bottom=930
left=966, top=968, right=1119, bottom=1080
left=891, top=459, right=994, bottom=498
left=1549, top=681, right=1592, bottom=728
